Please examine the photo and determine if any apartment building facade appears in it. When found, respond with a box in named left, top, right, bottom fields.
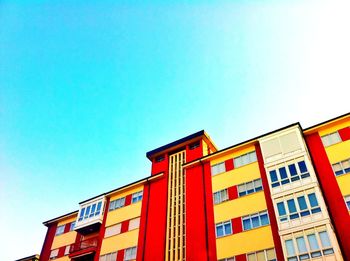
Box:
left=40, top=113, right=350, bottom=261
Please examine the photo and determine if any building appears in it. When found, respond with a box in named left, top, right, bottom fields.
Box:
left=40, top=113, right=350, bottom=261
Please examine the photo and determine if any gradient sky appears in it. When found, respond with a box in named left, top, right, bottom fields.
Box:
left=1, top=0, right=349, bottom=260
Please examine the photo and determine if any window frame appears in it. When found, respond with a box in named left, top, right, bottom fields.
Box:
left=215, top=220, right=232, bottom=238
left=242, top=210, right=270, bottom=231
left=124, top=246, right=137, bottom=261
left=109, top=197, right=126, bottom=211
left=321, top=131, right=342, bottom=147
left=332, top=158, right=350, bottom=176
left=211, top=162, right=226, bottom=176
left=234, top=151, right=257, bottom=168
left=276, top=190, right=321, bottom=222
left=213, top=189, right=229, bottom=205
left=131, top=191, right=143, bottom=204
left=237, top=178, right=263, bottom=197
left=55, top=225, right=65, bottom=236
left=246, top=248, right=276, bottom=261
left=344, top=195, right=350, bottom=210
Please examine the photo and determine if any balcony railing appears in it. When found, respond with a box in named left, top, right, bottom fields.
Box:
left=69, top=237, right=98, bottom=253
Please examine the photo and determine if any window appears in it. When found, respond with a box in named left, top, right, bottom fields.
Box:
left=49, top=249, right=59, bottom=260
left=132, top=191, right=143, bottom=203
left=238, top=179, right=263, bottom=197
left=218, top=257, right=235, bottom=261
left=344, top=195, right=350, bottom=210
left=284, top=227, right=334, bottom=261
left=242, top=211, right=269, bottom=231
left=64, top=245, right=70, bottom=256
left=55, top=225, right=65, bottom=236
left=216, top=220, right=232, bottom=237
left=70, top=222, right=75, bottom=231
left=124, top=246, right=137, bottom=260
left=211, top=162, right=226, bottom=176
left=276, top=191, right=321, bottom=222
left=332, top=158, right=350, bottom=176
left=99, top=252, right=117, bottom=261
left=128, top=217, right=140, bottom=230
left=189, top=141, right=200, bottom=149
left=234, top=151, right=257, bottom=168
left=268, top=160, right=310, bottom=188
left=105, top=223, right=121, bottom=238
left=109, top=197, right=125, bottom=211
left=321, top=131, right=341, bottom=147
left=78, top=200, right=104, bottom=222
left=247, top=248, right=276, bottom=261
left=213, top=189, right=228, bottom=204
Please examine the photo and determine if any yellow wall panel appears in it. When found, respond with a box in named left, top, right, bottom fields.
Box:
left=214, top=192, right=267, bottom=222
left=52, top=231, right=76, bottom=249
left=325, top=140, right=350, bottom=164
left=318, top=119, right=349, bottom=136
left=106, top=202, right=142, bottom=227
left=336, top=174, right=350, bottom=196
left=211, top=144, right=256, bottom=165
left=212, top=162, right=260, bottom=192
left=57, top=215, right=77, bottom=226
left=100, top=229, right=139, bottom=255
left=109, top=185, right=144, bottom=201
left=216, top=226, right=274, bottom=259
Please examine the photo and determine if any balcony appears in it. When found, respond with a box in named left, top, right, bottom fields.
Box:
left=69, top=236, right=98, bottom=260
left=74, top=195, right=106, bottom=235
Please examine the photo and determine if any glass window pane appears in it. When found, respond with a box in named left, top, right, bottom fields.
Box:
left=256, top=251, right=265, bottom=261
left=296, top=237, right=307, bottom=253
left=277, top=202, right=286, bottom=216
left=298, top=161, right=308, bottom=173
left=287, top=199, right=297, bottom=213
left=251, top=215, right=260, bottom=228
left=254, top=179, right=262, bottom=190
left=319, top=231, right=332, bottom=248
left=285, top=239, right=296, bottom=256
left=216, top=225, right=223, bottom=237
left=342, top=160, right=350, bottom=172
left=307, top=234, right=320, bottom=250
left=260, top=213, right=269, bottom=226
left=224, top=222, right=232, bottom=235
left=243, top=218, right=251, bottom=230
left=270, top=170, right=278, bottom=182
left=279, top=167, right=288, bottom=179
left=308, top=193, right=319, bottom=207
left=266, top=249, right=276, bottom=260
left=288, top=164, right=298, bottom=176
left=250, top=151, right=257, bottom=162
left=246, top=182, right=254, bottom=193
left=247, top=253, right=256, bottom=261
left=297, top=196, right=308, bottom=210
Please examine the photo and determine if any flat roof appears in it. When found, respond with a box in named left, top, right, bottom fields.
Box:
left=146, top=130, right=217, bottom=160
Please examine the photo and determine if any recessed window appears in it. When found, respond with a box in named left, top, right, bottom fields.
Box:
left=109, top=197, right=125, bottom=211
left=211, top=162, right=226, bottom=176
left=332, top=158, right=350, bottom=176
left=99, top=252, right=117, bottom=261
left=70, top=222, right=75, bottom=231
left=237, top=179, right=263, bottom=197
left=128, top=217, right=140, bottom=230
left=242, top=211, right=269, bottom=231
left=49, top=249, right=59, bottom=260
left=104, top=223, right=121, bottom=238
left=55, top=225, right=65, bottom=236
left=247, top=248, right=276, bottom=261
left=215, top=220, right=232, bottom=238
left=234, top=151, right=257, bottom=168
left=132, top=191, right=143, bottom=203
left=189, top=141, right=200, bottom=150
left=124, top=246, right=137, bottom=261
left=344, top=195, right=350, bottom=210
left=321, top=131, right=341, bottom=147
left=213, top=189, right=228, bottom=204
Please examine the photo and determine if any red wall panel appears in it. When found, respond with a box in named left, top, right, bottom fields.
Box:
left=231, top=217, right=242, bottom=234
left=225, top=159, right=234, bottom=172
left=338, top=126, right=350, bottom=141
left=255, top=143, right=284, bottom=261
left=40, top=222, right=58, bottom=261
left=305, top=132, right=350, bottom=260
left=228, top=185, right=238, bottom=200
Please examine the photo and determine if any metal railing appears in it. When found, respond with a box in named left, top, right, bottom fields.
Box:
left=69, top=237, right=98, bottom=253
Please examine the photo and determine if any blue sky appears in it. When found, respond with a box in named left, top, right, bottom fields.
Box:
left=1, top=0, right=349, bottom=260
